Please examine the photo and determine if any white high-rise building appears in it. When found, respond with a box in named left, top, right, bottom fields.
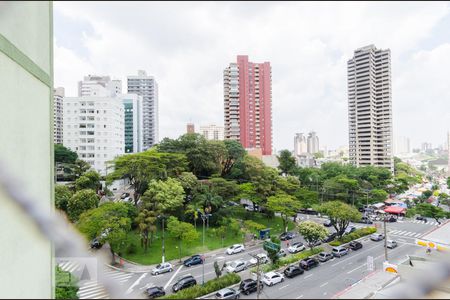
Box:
left=348, top=45, right=393, bottom=172
left=122, top=94, right=143, bottom=153
left=199, top=124, right=224, bottom=141
left=393, top=136, right=410, bottom=155
left=294, top=133, right=307, bottom=156
left=127, top=70, right=159, bottom=150
left=78, top=75, right=122, bottom=97
left=53, top=87, right=65, bottom=144
left=307, top=131, right=319, bottom=154
left=63, top=96, right=124, bottom=175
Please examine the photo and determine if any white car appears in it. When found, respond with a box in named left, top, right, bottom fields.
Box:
left=226, top=244, right=245, bottom=255
left=249, top=253, right=269, bottom=266
left=225, top=260, right=248, bottom=273
left=262, top=271, right=284, bottom=286
left=386, top=240, right=397, bottom=249
left=370, top=233, right=385, bottom=241
left=151, top=262, right=173, bottom=275
left=288, top=242, right=305, bottom=253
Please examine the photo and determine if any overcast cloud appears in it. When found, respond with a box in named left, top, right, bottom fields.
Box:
left=54, top=1, right=450, bottom=152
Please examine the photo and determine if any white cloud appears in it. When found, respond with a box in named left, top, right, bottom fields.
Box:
left=53, top=1, right=450, bottom=151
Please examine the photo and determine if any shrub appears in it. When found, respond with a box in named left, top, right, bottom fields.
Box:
left=159, top=273, right=241, bottom=299
left=329, top=240, right=342, bottom=246
left=336, top=227, right=377, bottom=244
left=126, top=243, right=137, bottom=255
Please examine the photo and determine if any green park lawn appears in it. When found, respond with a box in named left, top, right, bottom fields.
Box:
left=121, top=213, right=295, bottom=265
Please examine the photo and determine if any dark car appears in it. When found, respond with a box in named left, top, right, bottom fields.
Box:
left=279, top=231, right=296, bottom=241
left=349, top=241, right=363, bottom=251
left=357, top=217, right=373, bottom=224
left=299, top=258, right=319, bottom=270
left=228, top=201, right=239, bottom=207
left=283, top=265, right=304, bottom=278
left=239, top=279, right=263, bottom=296
left=90, top=238, right=102, bottom=249
left=299, top=208, right=319, bottom=215
left=183, top=255, right=203, bottom=267
left=145, top=286, right=165, bottom=299
left=416, top=216, right=427, bottom=222
left=120, top=192, right=130, bottom=199
left=322, top=232, right=337, bottom=243
left=172, top=275, right=197, bottom=293
left=387, top=216, right=397, bottom=223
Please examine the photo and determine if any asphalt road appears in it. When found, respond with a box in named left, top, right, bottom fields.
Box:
left=62, top=214, right=439, bottom=299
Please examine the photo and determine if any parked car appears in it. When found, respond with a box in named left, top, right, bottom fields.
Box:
left=226, top=244, right=245, bottom=255
left=227, top=201, right=239, bottom=207
left=215, top=288, right=240, bottom=299
left=317, top=252, right=333, bottom=262
left=299, top=258, right=319, bottom=270
left=145, top=286, right=165, bottom=299
left=323, top=219, right=333, bottom=227
left=120, top=192, right=130, bottom=199
left=332, top=246, right=349, bottom=258
left=387, top=216, right=397, bottom=223
left=276, top=249, right=287, bottom=258
left=239, top=279, right=263, bottom=295
left=225, top=260, right=248, bottom=273
left=344, top=226, right=356, bottom=235
left=172, top=275, right=197, bottom=293
left=288, top=242, right=305, bottom=253
left=322, top=232, right=337, bottom=243
left=370, top=233, right=385, bottom=241
left=262, top=272, right=285, bottom=286
left=151, top=262, right=173, bottom=275
left=90, top=238, right=102, bottom=249
left=386, top=240, right=398, bottom=249
left=279, top=231, right=296, bottom=241
left=283, top=265, right=304, bottom=278
left=183, top=255, right=203, bottom=267
left=249, top=253, right=269, bottom=266
left=357, top=217, right=373, bottom=224
left=299, top=208, right=319, bottom=215
left=416, top=216, right=427, bottom=222
left=349, top=241, right=363, bottom=251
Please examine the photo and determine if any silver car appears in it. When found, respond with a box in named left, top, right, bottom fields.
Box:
left=215, top=288, right=240, bottom=299
left=225, top=260, right=248, bottom=273
left=151, top=262, right=173, bottom=275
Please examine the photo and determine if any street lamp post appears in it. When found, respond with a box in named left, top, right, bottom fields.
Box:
left=383, top=216, right=388, bottom=262
left=197, top=209, right=212, bottom=247
left=158, top=215, right=166, bottom=263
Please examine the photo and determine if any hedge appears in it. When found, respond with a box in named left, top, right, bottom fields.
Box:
left=158, top=272, right=241, bottom=299
left=329, top=227, right=377, bottom=246
left=249, top=247, right=324, bottom=274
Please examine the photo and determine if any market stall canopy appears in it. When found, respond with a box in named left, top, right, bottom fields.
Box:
left=384, top=206, right=406, bottom=214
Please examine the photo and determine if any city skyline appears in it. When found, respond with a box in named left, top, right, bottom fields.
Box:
left=54, top=2, right=450, bottom=151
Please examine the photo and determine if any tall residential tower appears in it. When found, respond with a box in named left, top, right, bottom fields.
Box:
left=53, top=87, right=65, bottom=144
left=224, top=55, right=273, bottom=155
left=127, top=70, right=159, bottom=150
left=347, top=45, right=393, bottom=171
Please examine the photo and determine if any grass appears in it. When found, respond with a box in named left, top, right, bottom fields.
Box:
left=120, top=212, right=295, bottom=265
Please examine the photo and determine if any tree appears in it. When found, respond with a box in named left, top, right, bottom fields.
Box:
left=221, top=140, right=246, bottom=177
left=277, top=150, right=297, bottom=175
left=244, top=220, right=266, bottom=234
left=55, top=185, right=73, bottom=213
left=67, top=189, right=99, bottom=222
left=294, top=188, right=319, bottom=209
left=317, top=201, right=361, bottom=238
left=75, top=170, right=101, bottom=192
left=135, top=208, right=158, bottom=252
left=422, top=190, right=433, bottom=199
left=107, top=151, right=188, bottom=206
left=369, top=189, right=389, bottom=203
left=55, top=144, right=78, bottom=164
left=55, top=266, right=79, bottom=299
left=142, top=178, right=185, bottom=213
left=267, top=194, right=302, bottom=233
left=78, top=202, right=132, bottom=263
left=266, top=246, right=280, bottom=265
left=447, top=177, right=450, bottom=190
left=166, top=216, right=200, bottom=261
left=209, top=177, right=240, bottom=201
left=298, top=221, right=328, bottom=250
left=71, top=159, right=91, bottom=179
left=214, top=261, right=222, bottom=278
left=416, top=203, right=446, bottom=224
left=213, top=225, right=227, bottom=247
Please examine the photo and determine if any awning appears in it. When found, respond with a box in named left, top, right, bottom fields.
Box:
left=384, top=206, right=406, bottom=214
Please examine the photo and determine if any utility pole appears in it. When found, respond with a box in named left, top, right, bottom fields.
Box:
left=249, top=253, right=261, bottom=300
left=383, top=216, right=388, bottom=262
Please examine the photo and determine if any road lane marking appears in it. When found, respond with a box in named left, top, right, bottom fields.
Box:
left=296, top=295, right=304, bottom=299
left=320, top=282, right=328, bottom=287
left=304, top=274, right=313, bottom=279
left=125, top=273, right=147, bottom=295
left=164, top=265, right=183, bottom=290
left=279, top=284, right=289, bottom=290
left=331, top=244, right=381, bottom=267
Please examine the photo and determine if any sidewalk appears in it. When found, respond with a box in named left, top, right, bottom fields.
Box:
left=107, top=240, right=265, bottom=273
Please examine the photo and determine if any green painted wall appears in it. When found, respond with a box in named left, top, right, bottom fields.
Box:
left=0, top=1, right=53, bottom=298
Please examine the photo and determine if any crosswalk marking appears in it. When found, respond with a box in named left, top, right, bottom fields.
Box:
left=389, top=230, right=423, bottom=239
left=77, top=281, right=109, bottom=299
left=411, top=220, right=438, bottom=225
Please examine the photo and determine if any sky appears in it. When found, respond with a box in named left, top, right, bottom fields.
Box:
left=53, top=1, right=450, bottom=152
